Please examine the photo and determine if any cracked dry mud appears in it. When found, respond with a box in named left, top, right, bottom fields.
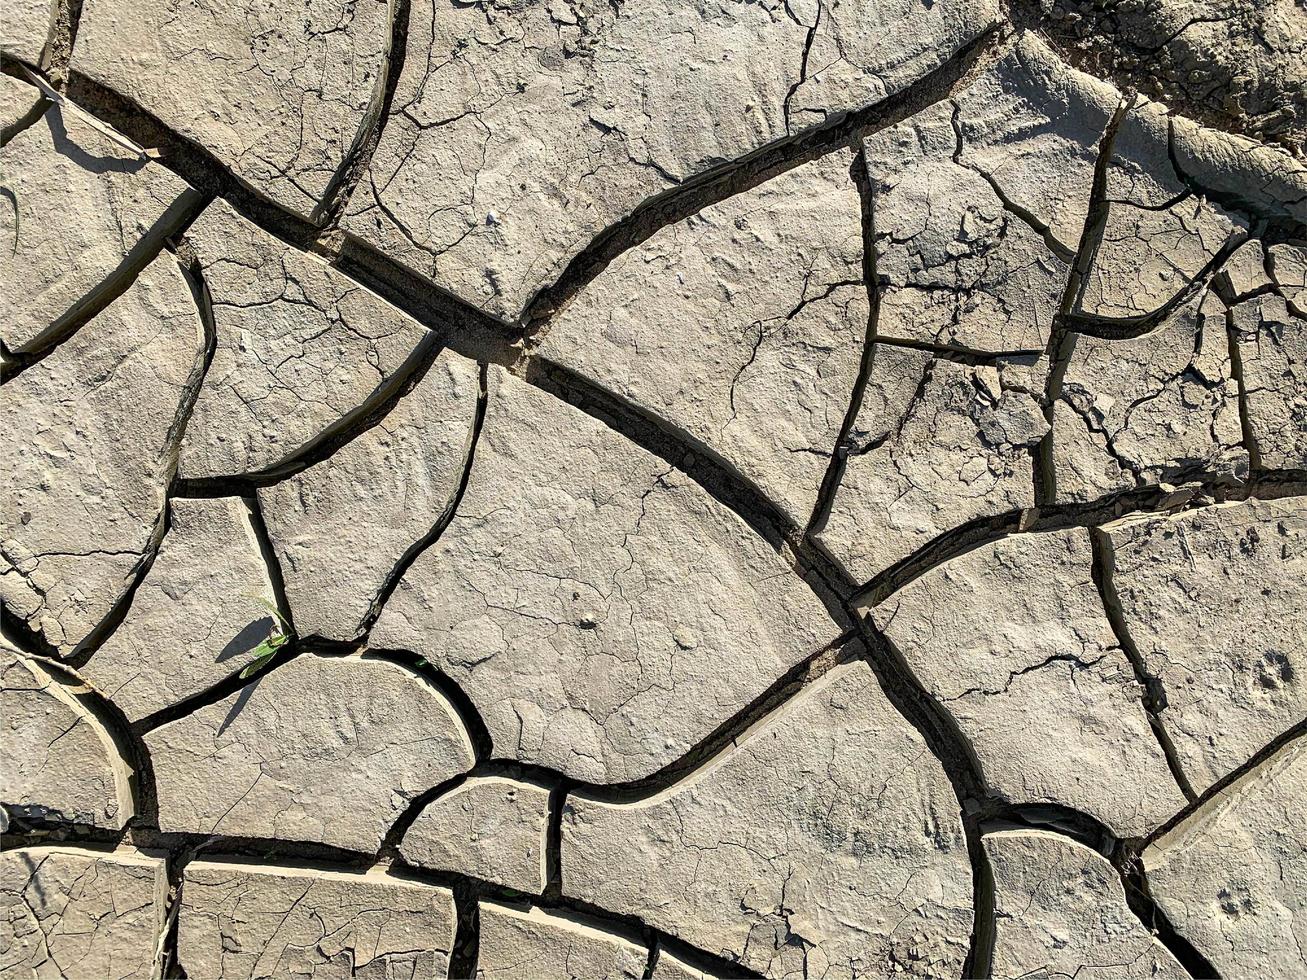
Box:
left=1, top=2, right=1305, bottom=979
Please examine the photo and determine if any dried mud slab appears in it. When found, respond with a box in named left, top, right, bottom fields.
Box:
left=872, top=527, right=1188, bottom=837
left=867, top=34, right=1116, bottom=353
left=1231, top=288, right=1307, bottom=470
left=0, top=73, right=201, bottom=356
left=1, top=0, right=53, bottom=64
left=399, top=776, right=550, bottom=895
left=538, top=149, right=867, bottom=527
left=72, top=0, right=391, bottom=218
left=146, top=654, right=475, bottom=851
left=1053, top=293, right=1247, bottom=502
left=477, top=903, right=647, bottom=980
left=562, top=658, right=973, bottom=979
left=1103, top=498, right=1307, bottom=793
left=1, top=649, right=134, bottom=829
left=178, top=199, right=433, bottom=481
left=77, top=497, right=281, bottom=723
left=345, top=0, right=998, bottom=321
left=1144, top=731, right=1307, bottom=979
left=371, top=366, right=837, bottom=784
left=258, top=349, right=481, bottom=642
left=815, top=348, right=1046, bottom=584
left=0, top=846, right=167, bottom=979
left=984, top=829, right=1190, bottom=979
left=1, top=252, right=204, bottom=656
left=177, top=860, right=456, bottom=979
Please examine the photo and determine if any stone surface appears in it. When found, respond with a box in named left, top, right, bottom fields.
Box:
left=1231, top=289, right=1307, bottom=470
left=73, top=0, right=391, bottom=218
left=814, top=347, right=1047, bottom=584
left=259, top=349, right=480, bottom=641
left=0, top=649, right=133, bottom=829
left=346, top=0, right=997, bottom=322
left=146, top=654, right=475, bottom=852
left=178, top=199, right=433, bottom=481
left=985, top=829, right=1189, bottom=980
left=538, top=149, right=866, bottom=527
left=476, top=903, right=647, bottom=980
left=400, top=776, right=549, bottom=895
left=371, top=366, right=837, bottom=784
left=178, top=860, right=456, bottom=979
left=0, top=75, right=199, bottom=355
left=0, top=846, right=167, bottom=979
left=867, top=34, right=1116, bottom=352
left=79, top=497, right=280, bottom=723
left=1, top=251, right=204, bottom=656
left=1054, top=293, right=1248, bottom=502
left=1144, top=730, right=1307, bottom=979
left=1, top=0, right=52, bottom=64
left=562, top=658, right=973, bottom=979
left=871, top=528, right=1188, bottom=837
left=1103, top=498, right=1307, bottom=793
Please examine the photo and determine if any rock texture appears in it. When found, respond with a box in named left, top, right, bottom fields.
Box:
left=178, top=860, right=456, bottom=978
left=258, top=349, right=481, bottom=641
left=346, top=0, right=998, bottom=321
left=2, top=251, right=204, bottom=655
left=400, top=776, right=550, bottom=895
left=79, top=497, right=281, bottom=722
left=371, top=366, right=837, bottom=784
left=1, top=649, right=133, bottom=828
left=872, top=528, right=1188, bottom=837
left=1144, top=731, right=1307, bottom=979
left=178, top=199, right=432, bottom=481
left=147, top=654, right=475, bottom=851
left=10, top=8, right=1307, bottom=979
left=538, top=149, right=867, bottom=526
left=0, top=846, right=167, bottom=979
left=73, top=0, right=391, bottom=218
left=985, top=829, right=1189, bottom=979
left=477, top=903, right=647, bottom=980
left=0, top=74, right=200, bottom=355
left=815, top=348, right=1047, bottom=584
left=1103, top=498, right=1307, bottom=793
left=562, top=658, right=973, bottom=978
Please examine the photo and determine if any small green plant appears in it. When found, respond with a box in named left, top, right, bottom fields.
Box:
left=237, top=597, right=293, bottom=679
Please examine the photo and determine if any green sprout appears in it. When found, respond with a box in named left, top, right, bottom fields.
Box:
left=237, top=596, right=293, bottom=680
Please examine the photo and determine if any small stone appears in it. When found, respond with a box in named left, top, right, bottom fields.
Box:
left=399, top=776, right=550, bottom=895
left=1, top=648, right=134, bottom=829
left=178, top=860, right=456, bottom=979
left=0, top=846, right=167, bottom=979
left=477, top=902, right=648, bottom=980
left=146, top=654, right=475, bottom=852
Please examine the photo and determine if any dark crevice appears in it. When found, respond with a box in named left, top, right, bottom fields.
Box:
left=173, top=332, right=445, bottom=496
left=242, top=493, right=296, bottom=637
left=872, top=334, right=1044, bottom=365
left=1221, top=303, right=1264, bottom=471
left=2, top=187, right=209, bottom=372
left=518, top=24, right=1008, bottom=340
left=448, top=884, right=480, bottom=980
left=805, top=144, right=880, bottom=539
left=851, top=469, right=1307, bottom=609
left=1034, top=94, right=1136, bottom=507
left=357, top=361, right=490, bottom=635
left=1089, top=529, right=1199, bottom=803
left=363, top=646, right=494, bottom=762
left=311, top=0, right=412, bottom=229
left=1117, top=857, right=1224, bottom=980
